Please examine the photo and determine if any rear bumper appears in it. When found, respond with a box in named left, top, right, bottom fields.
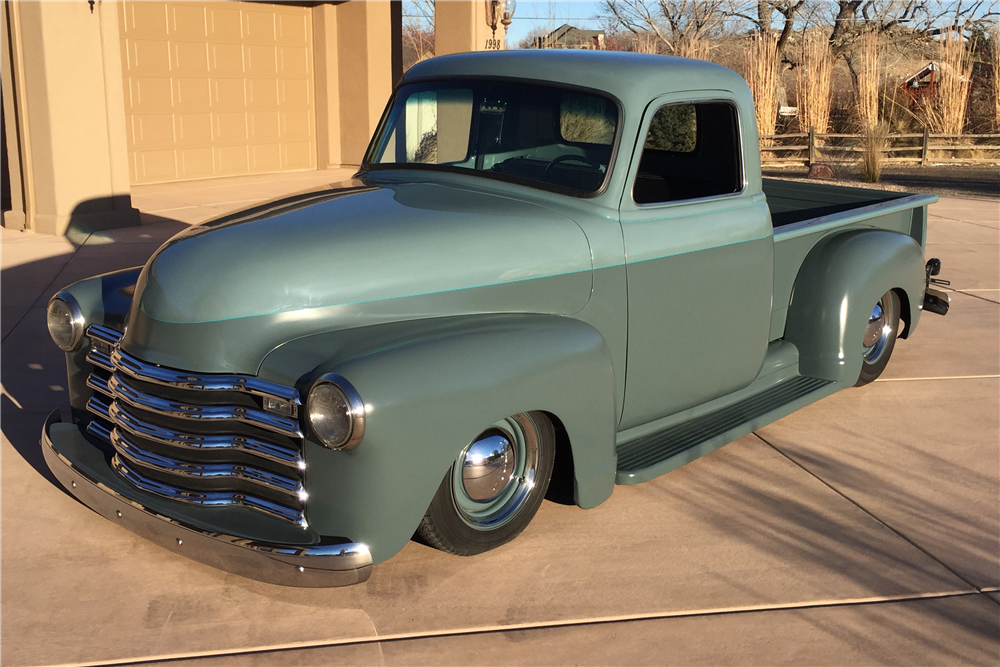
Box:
left=41, top=410, right=372, bottom=587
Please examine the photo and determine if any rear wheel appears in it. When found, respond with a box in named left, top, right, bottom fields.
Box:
left=417, top=411, right=555, bottom=556
left=855, top=290, right=901, bottom=386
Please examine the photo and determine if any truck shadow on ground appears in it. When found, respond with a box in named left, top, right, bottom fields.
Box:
left=2, top=200, right=188, bottom=484
left=626, top=434, right=999, bottom=658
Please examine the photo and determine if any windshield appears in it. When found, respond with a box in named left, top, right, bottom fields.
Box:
left=365, top=80, right=619, bottom=196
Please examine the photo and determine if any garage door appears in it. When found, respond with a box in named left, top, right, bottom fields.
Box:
left=119, top=1, right=316, bottom=184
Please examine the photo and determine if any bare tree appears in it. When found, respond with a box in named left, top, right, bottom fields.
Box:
left=731, top=1, right=807, bottom=54
left=602, top=0, right=811, bottom=60
left=403, top=0, right=435, bottom=70
left=518, top=26, right=551, bottom=49
left=600, top=0, right=731, bottom=55
left=822, top=1, right=999, bottom=59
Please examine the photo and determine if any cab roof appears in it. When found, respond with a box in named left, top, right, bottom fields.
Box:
left=403, top=50, right=751, bottom=112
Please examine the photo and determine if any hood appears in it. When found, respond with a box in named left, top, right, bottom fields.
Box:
left=122, top=179, right=594, bottom=372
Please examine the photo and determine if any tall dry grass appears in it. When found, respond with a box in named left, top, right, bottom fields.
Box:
left=678, top=34, right=710, bottom=61
left=926, top=29, right=974, bottom=135
left=992, top=23, right=999, bottom=129
left=796, top=34, right=832, bottom=134
left=631, top=33, right=660, bottom=54
left=855, top=31, right=880, bottom=127
left=860, top=122, right=889, bottom=182
left=744, top=32, right=780, bottom=142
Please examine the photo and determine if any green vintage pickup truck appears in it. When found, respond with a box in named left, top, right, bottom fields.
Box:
left=42, top=51, right=950, bottom=587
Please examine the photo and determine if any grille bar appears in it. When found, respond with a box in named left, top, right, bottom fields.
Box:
left=112, top=455, right=307, bottom=527
left=112, top=402, right=304, bottom=470
left=106, top=374, right=303, bottom=439
left=86, top=322, right=300, bottom=406
left=83, top=325, right=307, bottom=529
left=87, top=348, right=114, bottom=373
left=110, top=429, right=306, bottom=501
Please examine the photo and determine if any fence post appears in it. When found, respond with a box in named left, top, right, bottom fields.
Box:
left=808, top=126, right=815, bottom=167
left=921, top=126, right=929, bottom=166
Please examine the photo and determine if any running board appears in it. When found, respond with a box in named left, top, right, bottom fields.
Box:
left=616, top=375, right=836, bottom=485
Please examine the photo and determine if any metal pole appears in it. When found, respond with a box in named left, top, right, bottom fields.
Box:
left=921, top=126, right=929, bottom=166
left=808, top=126, right=815, bottom=167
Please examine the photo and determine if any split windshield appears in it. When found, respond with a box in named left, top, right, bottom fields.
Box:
left=365, top=80, right=619, bottom=196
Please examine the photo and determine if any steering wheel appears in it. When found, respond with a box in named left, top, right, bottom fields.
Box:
left=544, top=154, right=604, bottom=174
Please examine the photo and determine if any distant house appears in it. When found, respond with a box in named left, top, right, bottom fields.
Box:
left=901, top=63, right=938, bottom=100
left=535, top=24, right=606, bottom=50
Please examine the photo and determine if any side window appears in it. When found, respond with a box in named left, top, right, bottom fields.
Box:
left=633, top=101, right=742, bottom=205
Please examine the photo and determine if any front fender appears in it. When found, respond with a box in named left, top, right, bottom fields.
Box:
left=784, top=230, right=925, bottom=385
left=53, top=267, right=142, bottom=423
left=258, top=314, right=617, bottom=563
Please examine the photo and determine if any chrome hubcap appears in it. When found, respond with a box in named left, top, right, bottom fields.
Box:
left=451, top=414, right=540, bottom=530
left=461, top=430, right=516, bottom=502
left=863, top=292, right=894, bottom=363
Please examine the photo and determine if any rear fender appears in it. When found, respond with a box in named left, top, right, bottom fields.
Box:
left=258, top=314, right=617, bottom=563
left=783, top=230, right=925, bottom=385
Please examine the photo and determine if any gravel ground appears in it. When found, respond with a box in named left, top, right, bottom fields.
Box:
left=762, top=164, right=1000, bottom=200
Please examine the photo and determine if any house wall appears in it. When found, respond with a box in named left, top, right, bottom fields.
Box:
left=1, top=0, right=494, bottom=235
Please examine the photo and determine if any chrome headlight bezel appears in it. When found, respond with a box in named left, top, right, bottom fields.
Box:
left=46, top=291, right=86, bottom=352
left=306, top=374, right=366, bottom=450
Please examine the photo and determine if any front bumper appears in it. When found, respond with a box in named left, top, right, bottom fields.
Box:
left=41, top=410, right=372, bottom=587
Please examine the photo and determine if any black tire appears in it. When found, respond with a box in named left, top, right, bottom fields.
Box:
left=855, top=290, right=901, bottom=387
left=417, top=411, right=555, bottom=556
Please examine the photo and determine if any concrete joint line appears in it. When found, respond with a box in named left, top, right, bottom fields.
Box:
left=928, top=216, right=1000, bottom=230
left=939, top=287, right=1000, bottom=305
left=45, top=590, right=982, bottom=667
left=754, top=433, right=985, bottom=595
left=0, top=231, right=92, bottom=344
left=875, top=374, right=1000, bottom=382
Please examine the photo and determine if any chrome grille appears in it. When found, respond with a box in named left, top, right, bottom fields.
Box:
left=84, top=324, right=308, bottom=528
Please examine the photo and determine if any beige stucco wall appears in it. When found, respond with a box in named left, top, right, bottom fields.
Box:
left=336, top=1, right=393, bottom=165
left=313, top=3, right=341, bottom=169
left=6, top=0, right=138, bottom=235
left=435, top=1, right=505, bottom=56
left=1, top=0, right=489, bottom=234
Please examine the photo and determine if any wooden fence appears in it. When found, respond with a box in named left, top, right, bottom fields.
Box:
left=760, top=128, right=1000, bottom=167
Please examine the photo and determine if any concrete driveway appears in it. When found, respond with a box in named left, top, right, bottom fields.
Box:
left=2, top=173, right=997, bottom=666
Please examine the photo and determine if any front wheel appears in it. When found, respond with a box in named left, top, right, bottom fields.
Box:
left=416, top=411, right=555, bottom=556
left=855, top=290, right=901, bottom=386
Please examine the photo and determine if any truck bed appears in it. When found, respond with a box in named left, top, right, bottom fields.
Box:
left=764, top=177, right=937, bottom=341
left=764, top=178, right=917, bottom=228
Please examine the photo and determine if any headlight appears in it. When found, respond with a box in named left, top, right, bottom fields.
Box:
left=306, top=375, right=365, bottom=449
left=46, top=292, right=85, bottom=351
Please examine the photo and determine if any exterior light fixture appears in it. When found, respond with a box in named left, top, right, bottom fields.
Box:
left=485, top=0, right=500, bottom=37
left=501, top=0, right=516, bottom=34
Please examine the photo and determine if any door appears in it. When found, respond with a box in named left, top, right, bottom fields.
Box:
left=619, top=94, right=773, bottom=430
left=119, top=1, right=316, bottom=184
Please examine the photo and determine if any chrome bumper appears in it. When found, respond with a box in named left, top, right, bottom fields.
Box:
left=41, top=410, right=372, bottom=587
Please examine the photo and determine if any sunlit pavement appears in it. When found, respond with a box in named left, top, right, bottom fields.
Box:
left=2, top=179, right=997, bottom=666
